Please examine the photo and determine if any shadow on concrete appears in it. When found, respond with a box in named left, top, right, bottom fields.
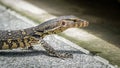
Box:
left=0, top=50, right=85, bottom=57
left=26, top=0, right=120, bottom=48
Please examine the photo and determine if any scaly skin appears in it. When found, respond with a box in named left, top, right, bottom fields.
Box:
left=0, top=15, right=89, bottom=58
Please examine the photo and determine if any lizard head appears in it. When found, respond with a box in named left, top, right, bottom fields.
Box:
left=34, top=15, right=89, bottom=37
left=58, top=16, right=89, bottom=30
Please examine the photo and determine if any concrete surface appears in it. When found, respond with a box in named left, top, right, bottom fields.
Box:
left=0, top=4, right=117, bottom=68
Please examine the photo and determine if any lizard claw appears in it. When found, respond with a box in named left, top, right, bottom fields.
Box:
left=57, top=52, right=73, bottom=59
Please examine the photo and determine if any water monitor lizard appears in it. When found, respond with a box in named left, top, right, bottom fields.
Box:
left=0, top=15, right=89, bottom=58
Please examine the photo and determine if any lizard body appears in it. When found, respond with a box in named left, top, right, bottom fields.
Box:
left=0, top=15, right=89, bottom=58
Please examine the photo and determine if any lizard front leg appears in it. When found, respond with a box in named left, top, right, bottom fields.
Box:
left=40, top=39, right=73, bottom=59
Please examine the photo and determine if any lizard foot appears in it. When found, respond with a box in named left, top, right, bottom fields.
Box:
left=40, top=39, right=73, bottom=59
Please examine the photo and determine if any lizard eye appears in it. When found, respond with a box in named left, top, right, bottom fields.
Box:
left=61, top=21, right=66, bottom=25
left=60, top=21, right=67, bottom=27
left=59, top=20, right=67, bottom=27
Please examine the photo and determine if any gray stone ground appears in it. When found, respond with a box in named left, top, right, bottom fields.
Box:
left=0, top=5, right=116, bottom=68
